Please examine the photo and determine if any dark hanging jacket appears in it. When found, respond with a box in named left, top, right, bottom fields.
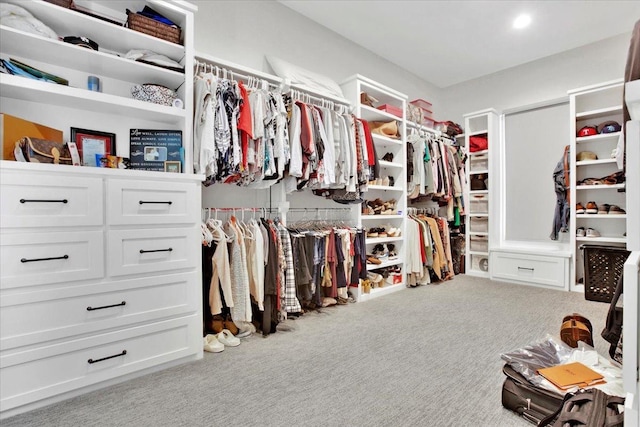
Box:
left=550, top=146, right=570, bottom=240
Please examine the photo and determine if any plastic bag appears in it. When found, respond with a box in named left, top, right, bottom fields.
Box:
left=501, top=335, right=573, bottom=387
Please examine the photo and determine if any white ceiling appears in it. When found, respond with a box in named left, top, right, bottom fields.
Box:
left=279, top=1, right=640, bottom=88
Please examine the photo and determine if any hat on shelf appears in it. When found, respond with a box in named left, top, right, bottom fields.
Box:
left=597, top=121, right=621, bottom=134
left=62, top=36, right=98, bottom=50
left=577, top=126, right=597, bottom=137
left=576, top=151, right=598, bottom=161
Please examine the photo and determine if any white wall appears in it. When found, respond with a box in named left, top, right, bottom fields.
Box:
left=191, top=0, right=442, bottom=110
left=440, top=33, right=631, bottom=121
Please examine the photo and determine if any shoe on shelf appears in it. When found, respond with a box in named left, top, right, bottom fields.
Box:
left=585, top=228, right=601, bottom=238
left=585, top=201, right=598, bottom=214
left=203, top=335, right=224, bottom=353
left=367, top=255, right=382, bottom=265
left=217, top=329, right=240, bottom=347
left=576, top=227, right=586, bottom=237
left=367, top=228, right=379, bottom=238
left=382, top=152, right=394, bottom=162
left=608, top=205, right=626, bottom=214
left=597, top=204, right=610, bottom=215
left=382, top=176, right=390, bottom=187
left=378, top=228, right=388, bottom=238
left=388, top=176, right=395, bottom=187
left=575, top=203, right=585, bottom=214
left=387, top=244, right=398, bottom=259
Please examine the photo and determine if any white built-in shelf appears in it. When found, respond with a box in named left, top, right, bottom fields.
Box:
left=470, top=169, right=489, bottom=174
left=576, top=184, right=625, bottom=190
left=371, top=133, right=403, bottom=146
left=469, top=213, right=489, bottom=218
left=365, top=236, right=403, bottom=244
left=367, top=259, right=403, bottom=270
left=469, top=130, right=488, bottom=136
left=0, top=26, right=185, bottom=89
left=360, top=105, right=400, bottom=122
left=469, top=190, right=489, bottom=195
left=0, top=74, right=186, bottom=124
left=469, top=232, right=489, bottom=236
left=576, top=159, right=617, bottom=167
left=576, top=236, right=627, bottom=244
left=575, top=105, right=623, bottom=121
left=468, top=250, right=489, bottom=256
left=456, top=133, right=465, bottom=139
left=469, top=149, right=489, bottom=156
left=576, top=214, right=627, bottom=219
left=378, top=160, right=403, bottom=169
left=367, top=185, right=403, bottom=192
left=576, top=132, right=622, bottom=143
left=361, top=215, right=403, bottom=220
left=15, top=1, right=185, bottom=60
left=405, top=120, right=438, bottom=133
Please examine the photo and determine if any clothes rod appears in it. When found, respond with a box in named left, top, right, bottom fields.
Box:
left=194, top=59, right=280, bottom=89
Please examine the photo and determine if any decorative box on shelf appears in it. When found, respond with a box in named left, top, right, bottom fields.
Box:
left=126, top=9, right=181, bottom=45
left=377, top=104, right=403, bottom=118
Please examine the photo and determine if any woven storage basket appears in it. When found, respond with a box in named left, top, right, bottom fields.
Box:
left=126, top=10, right=181, bottom=45
left=582, top=245, right=630, bottom=303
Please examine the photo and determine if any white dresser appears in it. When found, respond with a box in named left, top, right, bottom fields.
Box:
left=0, top=161, right=203, bottom=417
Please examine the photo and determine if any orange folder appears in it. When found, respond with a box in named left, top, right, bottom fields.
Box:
left=537, top=362, right=606, bottom=390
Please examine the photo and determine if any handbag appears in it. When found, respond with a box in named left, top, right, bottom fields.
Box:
left=560, top=313, right=593, bottom=348
left=601, top=274, right=623, bottom=361
left=369, top=120, right=400, bottom=139
left=537, top=388, right=624, bottom=427
left=16, top=137, right=72, bottom=164
left=469, top=134, right=488, bottom=152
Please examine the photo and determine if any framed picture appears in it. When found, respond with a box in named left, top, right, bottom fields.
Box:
left=70, top=127, right=115, bottom=167
left=164, top=160, right=181, bottom=173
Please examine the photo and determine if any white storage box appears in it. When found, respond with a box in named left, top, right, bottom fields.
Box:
left=470, top=254, right=489, bottom=272
left=469, top=217, right=488, bottom=233
left=470, top=195, right=488, bottom=213
left=470, top=236, right=488, bottom=252
left=469, top=156, right=488, bottom=172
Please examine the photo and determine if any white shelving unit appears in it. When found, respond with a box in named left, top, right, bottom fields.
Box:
left=341, top=75, right=408, bottom=302
left=0, top=0, right=200, bottom=418
left=568, top=79, right=627, bottom=291
left=464, top=109, right=498, bottom=277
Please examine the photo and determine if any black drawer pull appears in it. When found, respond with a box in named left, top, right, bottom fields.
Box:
left=20, top=198, right=68, bottom=204
left=21, top=255, right=69, bottom=263
left=87, top=301, right=126, bottom=311
left=139, top=200, right=172, bottom=205
left=88, top=350, right=127, bottom=364
left=518, top=267, right=534, bottom=271
left=139, top=248, right=173, bottom=254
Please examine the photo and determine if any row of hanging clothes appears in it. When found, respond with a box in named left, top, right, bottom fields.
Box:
left=201, top=208, right=365, bottom=337
left=407, top=128, right=468, bottom=224
left=405, top=207, right=456, bottom=286
left=193, top=59, right=378, bottom=200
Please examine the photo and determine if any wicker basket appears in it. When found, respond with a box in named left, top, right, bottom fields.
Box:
left=126, top=10, right=181, bottom=45
left=582, top=245, right=630, bottom=303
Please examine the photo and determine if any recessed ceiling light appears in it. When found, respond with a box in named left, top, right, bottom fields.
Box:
left=513, top=13, right=532, bottom=29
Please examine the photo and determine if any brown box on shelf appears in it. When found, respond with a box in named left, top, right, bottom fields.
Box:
left=0, top=114, right=63, bottom=161
left=126, top=10, right=181, bottom=45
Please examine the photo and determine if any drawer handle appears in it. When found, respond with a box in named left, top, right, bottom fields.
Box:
left=139, top=248, right=173, bottom=254
left=21, top=254, right=69, bottom=263
left=139, top=200, right=172, bottom=205
left=518, top=267, right=534, bottom=272
left=20, top=198, right=68, bottom=204
left=88, top=350, right=127, bottom=364
left=87, top=301, right=126, bottom=311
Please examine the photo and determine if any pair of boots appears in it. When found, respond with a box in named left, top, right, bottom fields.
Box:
left=207, top=314, right=238, bottom=335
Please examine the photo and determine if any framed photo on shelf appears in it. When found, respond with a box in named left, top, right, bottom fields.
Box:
left=70, top=127, right=115, bottom=167
left=164, top=160, right=181, bottom=173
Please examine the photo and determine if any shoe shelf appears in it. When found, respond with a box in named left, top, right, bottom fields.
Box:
left=576, top=159, right=617, bottom=167
left=576, top=214, right=627, bottom=219
left=576, top=132, right=622, bottom=144
left=378, top=160, right=403, bottom=169
left=468, top=250, right=489, bottom=256
left=575, top=105, right=623, bottom=121
left=367, top=185, right=403, bottom=192
left=469, top=231, right=489, bottom=236
left=576, top=236, right=627, bottom=244
left=470, top=168, right=489, bottom=174
left=576, top=184, right=625, bottom=191
left=367, top=258, right=403, bottom=271
left=469, top=149, right=489, bottom=157
left=371, top=133, right=403, bottom=147
left=366, top=236, right=403, bottom=244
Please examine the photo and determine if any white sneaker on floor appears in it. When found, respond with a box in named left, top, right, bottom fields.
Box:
left=217, top=329, right=240, bottom=347
left=203, top=335, right=224, bottom=353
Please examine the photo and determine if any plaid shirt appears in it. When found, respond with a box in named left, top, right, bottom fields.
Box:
left=277, top=223, right=301, bottom=313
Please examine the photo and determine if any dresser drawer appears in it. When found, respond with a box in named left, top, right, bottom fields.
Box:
left=0, top=231, right=104, bottom=289
left=107, top=228, right=199, bottom=277
left=0, top=171, right=103, bottom=228
left=491, top=251, right=569, bottom=289
left=0, top=316, right=200, bottom=411
left=106, top=179, right=199, bottom=226
left=1, top=272, right=199, bottom=350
